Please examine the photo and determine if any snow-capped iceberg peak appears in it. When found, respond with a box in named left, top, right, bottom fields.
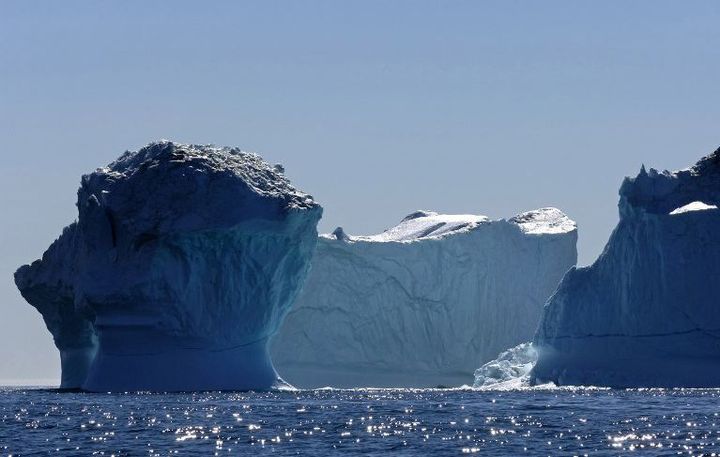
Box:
left=271, top=207, right=577, bottom=388
left=532, top=146, right=720, bottom=388
left=15, top=141, right=322, bottom=391
left=510, top=207, right=578, bottom=235
left=346, top=210, right=491, bottom=242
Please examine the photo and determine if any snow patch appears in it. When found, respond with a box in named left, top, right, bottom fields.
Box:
left=352, top=211, right=490, bottom=242
left=510, top=207, right=577, bottom=235
left=669, top=201, right=718, bottom=215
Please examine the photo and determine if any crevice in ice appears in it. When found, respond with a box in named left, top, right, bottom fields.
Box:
left=547, top=326, right=720, bottom=340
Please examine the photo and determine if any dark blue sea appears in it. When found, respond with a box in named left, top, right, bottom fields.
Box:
left=1, top=386, right=719, bottom=455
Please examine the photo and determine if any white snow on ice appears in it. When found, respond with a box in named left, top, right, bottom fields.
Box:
left=330, top=211, right=491, bottom=242
left=669, top=200, right=718, bottom=215
left=510, top=207, right=578, bottom=235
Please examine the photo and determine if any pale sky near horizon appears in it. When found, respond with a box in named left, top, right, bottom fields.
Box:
left=1, top=1, right=719, bottom=382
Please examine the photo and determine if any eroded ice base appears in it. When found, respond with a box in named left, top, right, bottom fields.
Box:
left=59, top=347, right=97, bottom=390
left=532, top=334, right=720, bottom=388
left=83, top=328, right=285, bottom=392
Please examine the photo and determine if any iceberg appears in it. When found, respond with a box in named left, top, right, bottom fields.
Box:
left=532, top=147, right=720, bottom=388
left=15, top=141, right=322, bottom=391
left=271, top=208, right=577, bottom=388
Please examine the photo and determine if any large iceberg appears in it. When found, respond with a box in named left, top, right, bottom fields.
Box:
left=533, top=147, right=720, bottom=388
left=15, top=141, right=322, bottom=391
left=271, top=208, right=577, bottom=388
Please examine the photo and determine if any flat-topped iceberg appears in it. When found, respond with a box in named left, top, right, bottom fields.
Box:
left=271, top=208, right=577, bottom=388
left=533, top=147, right=720, bottom=388
left=15, top=141, right=322, bottom=391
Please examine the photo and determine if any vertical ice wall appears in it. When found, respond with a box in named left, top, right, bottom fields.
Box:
left=14, top=223, right=97, bottom=389
left=272, top=208, right=577, bottom=388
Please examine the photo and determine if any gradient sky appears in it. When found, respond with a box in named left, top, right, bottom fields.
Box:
left=1, top=1, right=719, bottom=382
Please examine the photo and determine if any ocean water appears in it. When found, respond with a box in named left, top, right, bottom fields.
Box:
left=1, top=386, right=719, bottom=456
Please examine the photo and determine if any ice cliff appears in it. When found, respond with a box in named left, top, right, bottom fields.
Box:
left=271, top=208, right=577, bottom=388
left=533, top=147, right=720, bottom=388
left=14, top=223, right=95, bottom=389
left=15, top=141, right=321, bottom=391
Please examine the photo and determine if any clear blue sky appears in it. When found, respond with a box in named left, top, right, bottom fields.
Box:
left=1, top=1, right=719, bottom=382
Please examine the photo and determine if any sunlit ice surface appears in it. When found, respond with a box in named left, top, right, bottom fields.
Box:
left=2, top=386, right=720, bottom=455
